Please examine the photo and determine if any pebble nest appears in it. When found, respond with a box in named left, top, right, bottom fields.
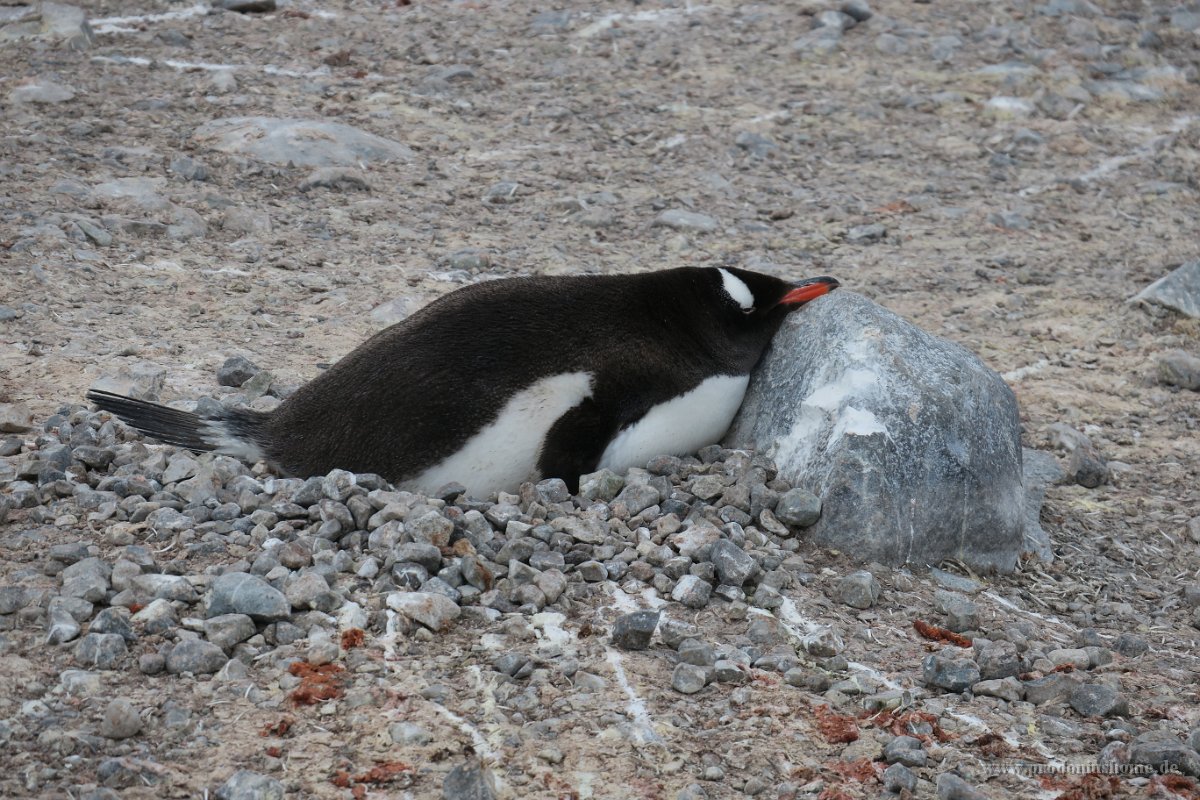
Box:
left=3, top=400, right=1200, bottom=799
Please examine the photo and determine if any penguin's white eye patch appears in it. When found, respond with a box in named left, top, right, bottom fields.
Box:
left=718, top=268, right=755, bottom=311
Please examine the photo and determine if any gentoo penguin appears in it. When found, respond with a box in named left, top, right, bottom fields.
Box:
left=88, top=267, right=837, bottom=496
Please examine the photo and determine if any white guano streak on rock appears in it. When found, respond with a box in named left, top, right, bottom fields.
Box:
left=90, top=55, right=330, bottom=79
left=1001, top=359, right=1050, bottom=382
left=428, top=694, right=505, bottom=770
left=982, top=593, right=1093, bottom=649
left=92, top=3, right=209, bottom=34
left=94, top=3, right=338, bottom=34
left=531, top=611, right=572, bottom=652
left=772, top=367, right=882, bottom=468
left=828, top=406, right=889, bottom=447
left=609, top=586, right=639, bottom=613
left=773, top=597, right=821, bottom=634
left=380, top=612, right=505, bottom=780
left=771, top=602, right=903, bottom=689
left=576, top=7, right=706, bottom=38
left=604, top=649, right=663, bottom=746
left=951, top=710, right=1062, bottom=776
left=949, top=711, right=1029, bottom=754
left=608, top=584, right=666, bottom=612
left=982, top=591, right=1067, bottom=627
left=600, top=586, right=666, bottom=746
left=847, top=661, right=901, bottom=690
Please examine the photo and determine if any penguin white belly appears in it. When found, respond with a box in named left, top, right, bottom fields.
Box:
left=404, top=371, right=594, bottom=498
left=597, top=374, right=750, bottom=474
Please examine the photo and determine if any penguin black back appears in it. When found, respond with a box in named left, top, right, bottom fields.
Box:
left=88, top=267, right=838, bottom=495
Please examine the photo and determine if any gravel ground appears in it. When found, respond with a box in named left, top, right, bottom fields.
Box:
left=3, top=0, right=1200, bottom=798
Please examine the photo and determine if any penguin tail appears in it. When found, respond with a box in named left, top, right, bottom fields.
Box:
left=86, top=390, right=270, bottom=464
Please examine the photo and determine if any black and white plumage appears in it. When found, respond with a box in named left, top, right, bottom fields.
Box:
left=88, top=267, right=838, bottom=496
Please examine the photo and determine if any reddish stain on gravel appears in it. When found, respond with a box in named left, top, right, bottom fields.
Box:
left=288, top=662, right=346, bottom=705
left=814, top=704, right=860, bottom=744
left=913, top=619, right=972, bottom=648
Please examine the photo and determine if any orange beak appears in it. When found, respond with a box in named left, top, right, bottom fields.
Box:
left=780, top=276, right=840, bottom=306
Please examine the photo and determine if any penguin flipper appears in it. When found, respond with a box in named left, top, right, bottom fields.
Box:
left=537, top=398, right=620, bottom=494
left=86, top=390, right=270, bottom=464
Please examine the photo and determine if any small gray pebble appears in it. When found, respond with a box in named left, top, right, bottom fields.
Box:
left=922, top=652, right=980, bottom=692
left=1114, top=632, right=1149, bottom=657
left=883, top=762, right=917, bottom=793
left=671, top=574, right=713, bottom=608
left=216, top=770, right=285, bottom=800
left=714, top=659, right=748, bottom=684
left=217, top=0, right=278, bottom=12
left=671, top=662, right=708, bottom=694
left=1069, top=684, right=1128, bottom=717
left=659, top=619, right=700, bottom=649
left=773, top=488, right=821, bottom=528
left=1069, top=443, right=1108, bottom=488
left=442, top=763, right=497, bottom=800
left=612, top=610, right=659, bottom=651
left=678, top=638, right=717, bottom=667
left=846, top=223, right=887, bottom=245
left=708, top=541, right=759, bottom=586
left=655, top=209, right=717, bottom=233
left=840, top=0, right=873, bottom=22
left=217, top=356, right=260, bottom=388
left=1158, top=350, right=1200, bottom=391
left=837, top=570, right=880, bottom=609
left=975, top=640, right=1020, bottom=680
left=576, top=561, right=608, bottom=582
left=1023, top=673, right=1080, bottom=706
left=99, top=698, right=142, bottom=739
left=166, top=639, right=227, bottom=675
left=389, top=722, right=433, bottom=745
left=74, top=633, right=127, bottom=670
left=138, top=653, right=166, bottom=675
left=936, top=772, right=988, bottom=800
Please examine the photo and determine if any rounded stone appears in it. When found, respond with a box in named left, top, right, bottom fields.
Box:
left=1070, top=684, right=1129, bottom=718
left=671, top=662, right=708, bottom=694
left=206, top=572, right=290, bottom=621
left=74, top=633, right=128, bottom=670
left=836, top=570, right=880, bottom=609
left=883, top=762, right=917, bottom=793
left=442, top=764, right=497, bottom=800
left=922, top=653, right=980, bottom=693
left=166, top=639, right=228, bottom=675
left=216, top=770, right=285, bottom=800
left=774, top=488, right=822, bottom=528
left=386, top=591, right=460, bottom=631
left=99, top=698, right=142, bottom=739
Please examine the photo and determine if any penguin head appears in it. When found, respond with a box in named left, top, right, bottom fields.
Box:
left=682, top=267, right=838, bottom=371
left=711, top=267, right=840, bottom=320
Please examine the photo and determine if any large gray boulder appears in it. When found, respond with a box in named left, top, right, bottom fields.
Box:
left=726, top=292, right=1025, bottom=573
